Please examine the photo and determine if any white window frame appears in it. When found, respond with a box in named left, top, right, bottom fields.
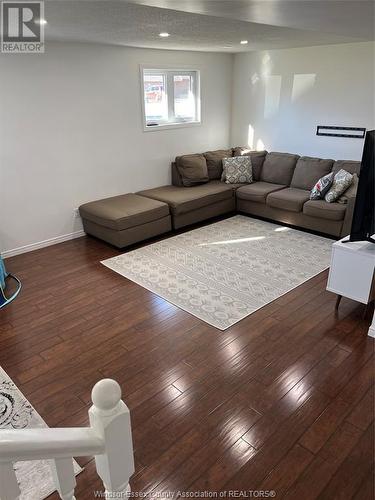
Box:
left=140, top=66, right=201, bottom=131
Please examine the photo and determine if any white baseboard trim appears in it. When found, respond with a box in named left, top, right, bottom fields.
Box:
left=2, top=230, right=86, bottom=259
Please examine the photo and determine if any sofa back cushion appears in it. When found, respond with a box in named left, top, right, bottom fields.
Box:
left=232, top=147, right=267, bottom=181
left=291, top=156, right=334, bottom=191
left=332, top=160, right=361, bottom=176
left=232, top=146, right=248, bottom=157
left=260, top=152, right=299, bottom=185
left=171, top=162, right=183, bottom=186
left=203, top=149, right=232, bottom=180
left=175, top=154, right=209, bottom=187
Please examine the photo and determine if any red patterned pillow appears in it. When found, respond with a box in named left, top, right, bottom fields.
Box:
left=310, top=172, right=334, bottom=200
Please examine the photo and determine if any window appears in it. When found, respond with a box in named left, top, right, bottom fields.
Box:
left=141, top=68, right=200, bottom=130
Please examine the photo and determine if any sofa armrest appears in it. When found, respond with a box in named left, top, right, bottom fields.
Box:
left=341, top=195, right=356, bottom=237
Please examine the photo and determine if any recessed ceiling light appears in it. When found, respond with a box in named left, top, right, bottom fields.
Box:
left=240, top=40, right=248, bottom=45
left=159, top=32, right=170, bottom=38
left=36, top=18, right=47, bottom=25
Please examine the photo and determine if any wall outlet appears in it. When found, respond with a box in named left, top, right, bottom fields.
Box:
left=73, top=208, right=80, bottom=218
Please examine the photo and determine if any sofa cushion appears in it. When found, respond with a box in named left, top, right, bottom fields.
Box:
left=260, top=152, right=299, bottom=185
left=203, top=149, right=232, bottom=180
left=232, top=148, right=267, bottom=181
left=137, top=182, right=233, bottom=216
left=236, top=182, right=285, bottom=203
left=332, top=160, right=361, bottom=177
left=232, top=146, right=248, bottom=157
left=303, top=200, right=346, bottom=221
left=291, top=156, right=334, bottom=190
left=175, top=154, right=209, bottom=187
left=267, top=188, right=310, bottom=212
left=79, top=194, right=170, bottom=231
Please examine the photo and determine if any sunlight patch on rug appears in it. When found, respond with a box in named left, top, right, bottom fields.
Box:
left=102, top=216, right=333, bottom=330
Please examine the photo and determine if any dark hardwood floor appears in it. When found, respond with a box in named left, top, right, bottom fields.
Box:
left=1, top=233, right=374, bottom=499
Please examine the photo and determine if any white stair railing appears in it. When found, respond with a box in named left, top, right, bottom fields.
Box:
left=0, top=379, right=135, bottom=500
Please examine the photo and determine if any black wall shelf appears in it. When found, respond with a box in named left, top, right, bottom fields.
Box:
left=316, top=126, right=366, bottom=139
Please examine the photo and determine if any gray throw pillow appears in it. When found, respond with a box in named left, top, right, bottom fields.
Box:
left=310, top=172, right=334, bottom=200
left=222, top=156, right=253, bottom=184
left=337, top=173, right=359, bottom=204
left=325, top=169, right=353, bottom=203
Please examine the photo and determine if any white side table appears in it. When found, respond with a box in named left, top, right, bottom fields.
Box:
left=326, top=236, right=375, bottom=337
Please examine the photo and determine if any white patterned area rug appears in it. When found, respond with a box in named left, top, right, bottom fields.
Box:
left=102, top=215, right=333, bottom=330
left=0, top=366, right=81, bottom=500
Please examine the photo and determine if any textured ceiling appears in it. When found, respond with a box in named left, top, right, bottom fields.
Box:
left=40, top=0, right=373, bottom=52
left=130, top=0, right=375, bottom=39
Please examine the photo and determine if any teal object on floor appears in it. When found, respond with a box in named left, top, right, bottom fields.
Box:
left=0, top=257, right=6, bottom=289
left=0, top=256, right=22, bottom=309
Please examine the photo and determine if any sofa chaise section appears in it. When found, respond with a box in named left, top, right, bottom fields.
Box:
left=137, top=181, right=236, bottom=229
left=79, top=193, right=171, bottom=248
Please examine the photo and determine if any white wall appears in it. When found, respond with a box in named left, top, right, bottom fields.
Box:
left=2, top=41, right=374, bottom=256
left=0, top=43, right=233, bottom=255
left=231, top=42, right=375, bottom=160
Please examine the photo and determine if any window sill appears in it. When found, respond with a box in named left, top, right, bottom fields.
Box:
left=143, top=121, right=201, bottom=132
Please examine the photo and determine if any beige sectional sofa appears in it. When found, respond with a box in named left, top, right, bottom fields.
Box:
left=138, top=149, right=359, bottom=237
left=80, top=148, right=360, bottom=248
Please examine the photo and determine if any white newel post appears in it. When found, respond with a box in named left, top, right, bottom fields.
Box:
left=89, top=379, right=135, bottom=498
